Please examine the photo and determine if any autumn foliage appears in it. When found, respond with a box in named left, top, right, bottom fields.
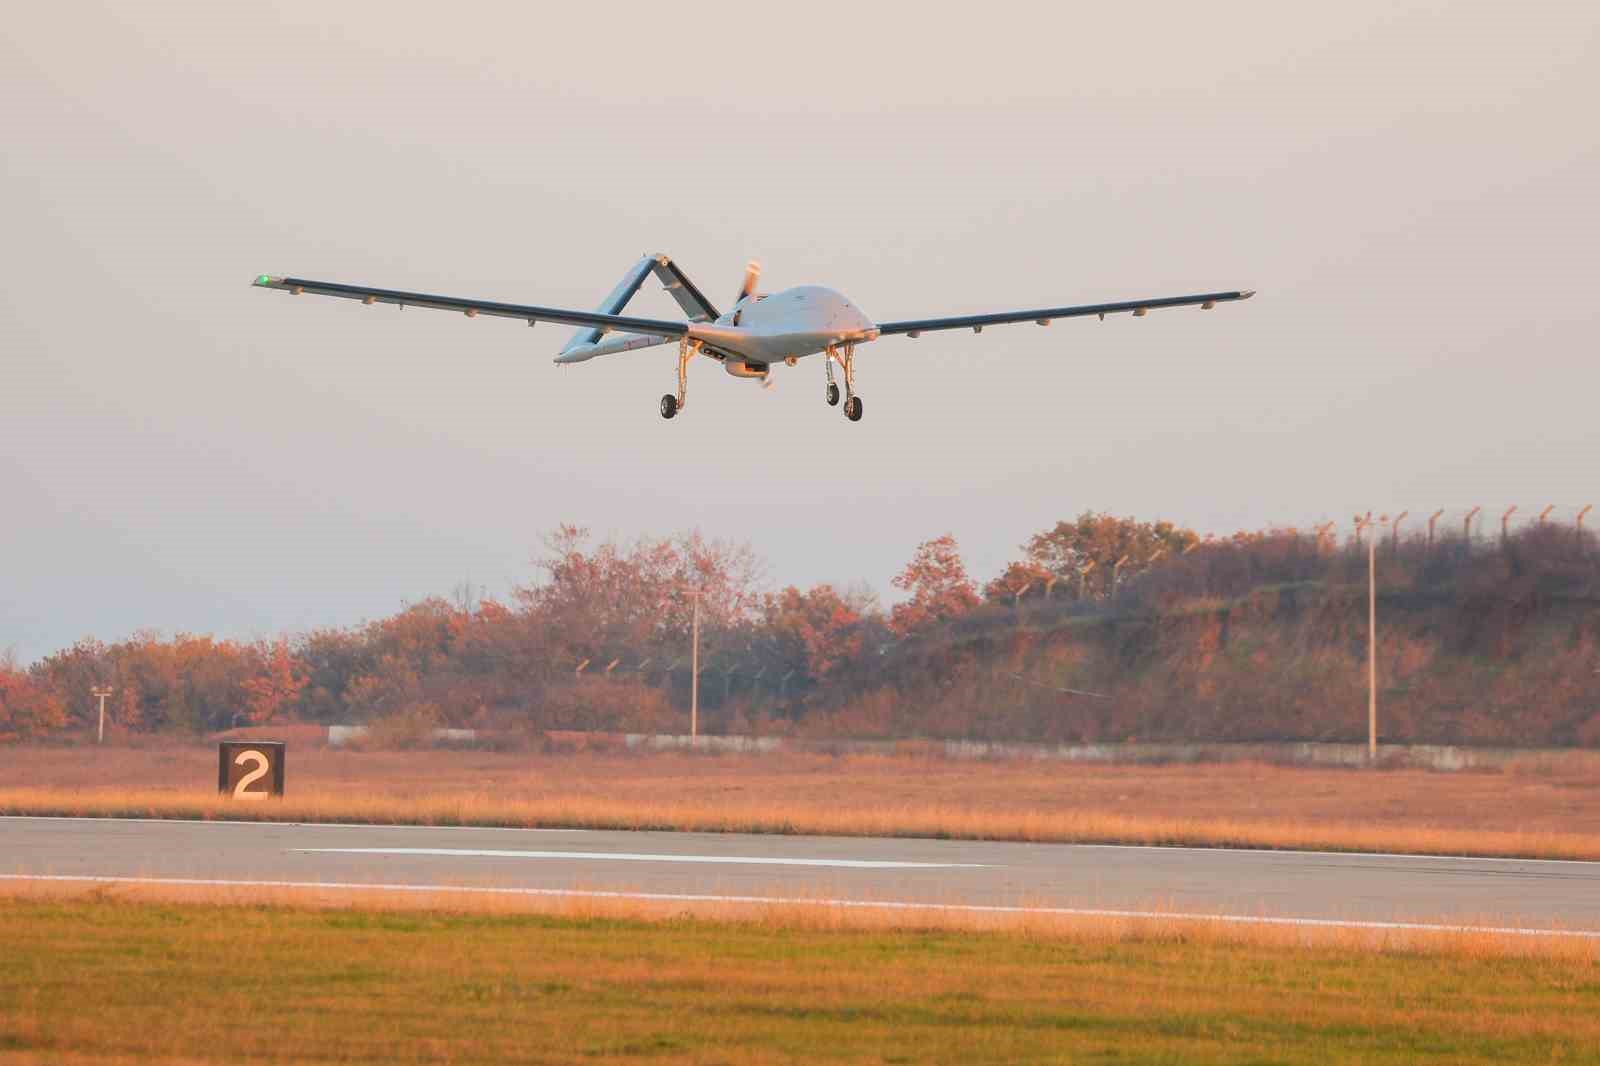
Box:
left=8, top=513, right=1600, bottom=748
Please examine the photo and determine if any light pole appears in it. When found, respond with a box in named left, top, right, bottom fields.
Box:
left=1354, top=515, right=1385, bottom=765
left=90, top=686, right=114, bottom=745
left=690, top=585, right=700, bottom=740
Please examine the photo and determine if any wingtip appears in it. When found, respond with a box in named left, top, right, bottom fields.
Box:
left=252, top=274, right=280, bottom=287
left=1240, top=289, right=1256, bottom=299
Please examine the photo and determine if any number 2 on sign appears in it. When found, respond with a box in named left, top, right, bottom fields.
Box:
left=233, top=749, right=270, bottom=799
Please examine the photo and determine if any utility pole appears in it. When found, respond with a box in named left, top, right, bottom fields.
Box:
left=1368, top=520, right=1378, bottom=764
left=690, top=586, right=700, bottom=740
left=1354, top=515, right=1383, bottom=765
left=90, top=686, right=114, bottom=745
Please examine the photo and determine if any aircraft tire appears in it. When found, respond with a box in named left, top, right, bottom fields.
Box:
left=660, top=394, right=678, bottom=419
left=826, top=382, right=840, bottom=406
left=845, top=395, right=863, bottom=422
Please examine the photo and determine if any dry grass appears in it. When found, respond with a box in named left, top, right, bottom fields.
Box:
left=5, top=743, right=1600, bottom=860
left=3, top=874, right=1596, bottom=963
left=3, top=895, right=1599, bottom=1064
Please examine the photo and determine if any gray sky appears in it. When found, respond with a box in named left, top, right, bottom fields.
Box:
left=4, top=1, right=1598, bottom=664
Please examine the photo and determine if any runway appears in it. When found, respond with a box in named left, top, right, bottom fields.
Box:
left=5, top=816, right=1600, bottom=934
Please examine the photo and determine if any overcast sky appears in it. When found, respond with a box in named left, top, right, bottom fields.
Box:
left=4, top=2, right=1597, bottom=664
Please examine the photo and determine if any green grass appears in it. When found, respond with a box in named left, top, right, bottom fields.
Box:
left=2, top=899, right=1599, bottom=1063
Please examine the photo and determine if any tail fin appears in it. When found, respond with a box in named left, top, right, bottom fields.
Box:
left=559, top=254, right=721, bottom=360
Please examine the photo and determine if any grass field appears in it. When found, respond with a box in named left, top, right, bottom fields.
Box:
left=4, top=743, right=1600, bottom=860
left=2, top=896, right=1599, bottom=1064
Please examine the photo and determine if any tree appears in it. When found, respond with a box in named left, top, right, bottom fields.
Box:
left=890, top=535, right=981, bottom=636
left=983, top=560, right=1055, bottom=604
left=516, top=525, right=763, bottom=667
left=0, top=660, right=67, bottom=741
left=240, top=640, right=309, bottom=725
left=1023, top=512, right=1198, bottom=598
left=761, top=584, right=871, bottom=686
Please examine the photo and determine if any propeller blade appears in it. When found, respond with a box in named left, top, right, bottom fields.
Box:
left=735, top=260, right=761, bottom=305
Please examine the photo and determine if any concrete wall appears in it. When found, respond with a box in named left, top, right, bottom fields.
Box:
left=623, top=734, right=1566, bottom=771
left=325, top=725, right=1575, bottom=770
left=327, top=726, right=477, bottom=747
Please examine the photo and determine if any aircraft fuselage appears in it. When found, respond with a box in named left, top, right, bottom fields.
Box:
left=686, top=285, right=879, bottom=369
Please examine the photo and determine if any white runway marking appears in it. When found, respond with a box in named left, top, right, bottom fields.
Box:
left=294, top=847, right=991, bottom=869
left=3, top=873, right=1595, bottom=939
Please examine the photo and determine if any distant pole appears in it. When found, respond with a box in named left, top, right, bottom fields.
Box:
left=1501, top=506, right=1517, bottom=546
left=1464, top=505, right=1481, bottom=546
left=1389, top=511, right=1408, bottom=555
left=1579, top=505, right=1593, bottom=538
left=690, top=587, right=700, bottom=740
left=1354, top=516, right=1381, bottom=765
left=1368, top=523, right=1378, bottom=764
left=1426, top=509, right=1444, bottom=552
left=1538, top=505, right=1554, bottom=527
left=90, top=686, right=114, bottom=745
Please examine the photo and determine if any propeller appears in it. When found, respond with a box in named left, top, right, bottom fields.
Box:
left=735, top=260, right=761, bottom=306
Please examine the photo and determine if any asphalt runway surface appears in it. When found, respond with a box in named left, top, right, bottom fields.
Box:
left=5, top=816, right=1600, bottom=934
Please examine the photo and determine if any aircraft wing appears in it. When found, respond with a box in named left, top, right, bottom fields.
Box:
left=252, top=275, right=690, bottom=337
left=876, top=289, right=1254, bottom=336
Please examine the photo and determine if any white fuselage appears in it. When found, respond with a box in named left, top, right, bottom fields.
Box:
left=686, top=285, right=879, bottom=369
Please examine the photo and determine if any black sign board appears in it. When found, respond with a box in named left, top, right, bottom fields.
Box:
left=218, top=740, right=286, bottom=799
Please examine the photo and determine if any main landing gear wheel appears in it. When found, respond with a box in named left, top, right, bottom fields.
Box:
left=844, top=395, right=864, bottom=422
left=660, top=394, right=678, bottom=419
left=826, top=382, right=841, bottom=406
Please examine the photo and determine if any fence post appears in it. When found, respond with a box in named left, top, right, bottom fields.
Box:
left=1426, top=509, right=1444, bottom=552
left=1464, top=506, right=1481, bottom=550
left=1501, top=506, right=1517, bottom=546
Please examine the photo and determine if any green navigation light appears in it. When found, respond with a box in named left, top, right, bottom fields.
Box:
left=255, top=275, right=272, bottom=285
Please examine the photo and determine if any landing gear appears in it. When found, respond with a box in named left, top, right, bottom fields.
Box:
left=661, top=338, right=698, bottom=420
left=826, top=344, right=863, bottom=422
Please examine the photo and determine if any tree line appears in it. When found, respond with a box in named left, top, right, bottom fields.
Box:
left=4, top=514, right=1598, bottom=747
